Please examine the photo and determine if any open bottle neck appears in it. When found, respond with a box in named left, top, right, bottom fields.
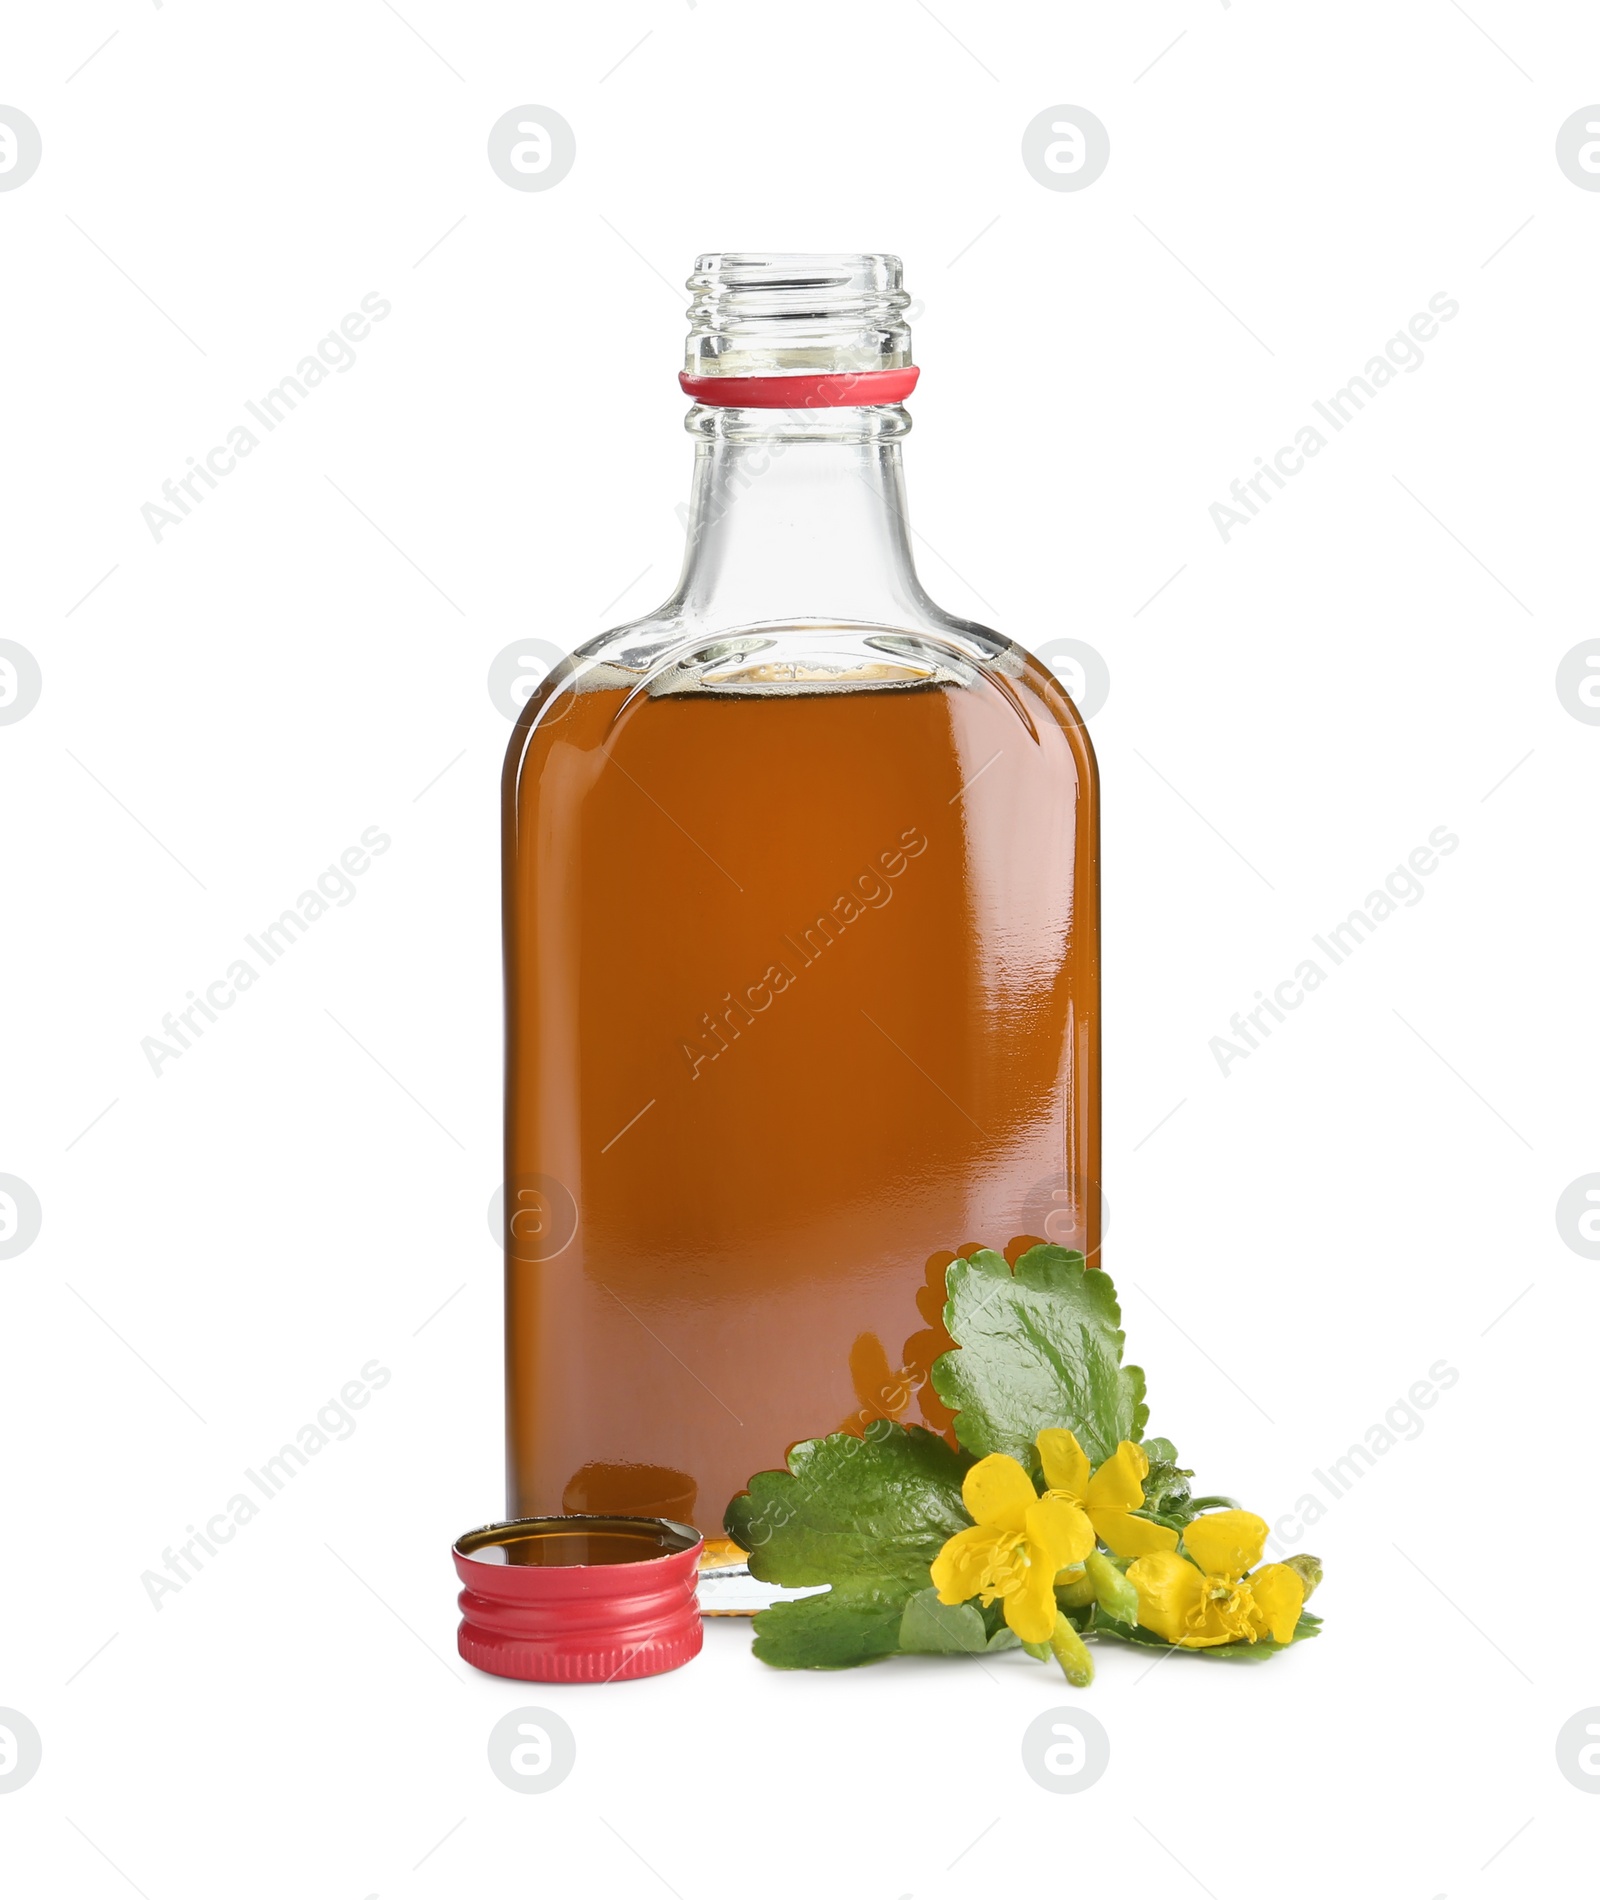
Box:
left=664, top=404, right=933, bottom=630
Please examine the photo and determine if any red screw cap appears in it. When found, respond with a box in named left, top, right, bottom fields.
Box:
left=453, top=1515, right=704, bottom=1684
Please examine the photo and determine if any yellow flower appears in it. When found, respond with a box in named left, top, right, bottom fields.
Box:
left=931, top=1453, right=1093, bottom=1644
left=1126, top=1510, right=1305, bottom=1648
left=1036, top=1430, right=1181, bottom=1560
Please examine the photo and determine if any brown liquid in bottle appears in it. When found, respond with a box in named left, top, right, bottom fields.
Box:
left=503, top=649, right=1098, bottom=1537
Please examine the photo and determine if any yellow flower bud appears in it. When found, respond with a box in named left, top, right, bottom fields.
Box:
left=1280, top=1553, right=1322, bottom=1602
left=1049, top=1612, right=1094, bottom=1687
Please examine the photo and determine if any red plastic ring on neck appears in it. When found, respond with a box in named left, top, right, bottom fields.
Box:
left=679, top=366, right=919, bottom=409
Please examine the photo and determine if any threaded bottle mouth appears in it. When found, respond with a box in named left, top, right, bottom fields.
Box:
left=684, top=252, right=913, bottom=379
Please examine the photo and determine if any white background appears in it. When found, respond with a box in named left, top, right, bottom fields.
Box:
left=3, top=3, right=1597, bottom=1895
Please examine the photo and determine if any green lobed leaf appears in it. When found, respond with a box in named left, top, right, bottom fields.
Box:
left=898, top=1587, right=989, bottom=1656
left=750, top=1584, right=911, bottom=1669
left=724, top=1420, right=981, bottom=1669
left=929, top=1246, right=1149, bottom=1466
left=724, top=1417, right=973, bottom=1589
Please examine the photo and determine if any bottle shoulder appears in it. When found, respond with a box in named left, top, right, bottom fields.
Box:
left=502, top=615, right=1096, bottom=794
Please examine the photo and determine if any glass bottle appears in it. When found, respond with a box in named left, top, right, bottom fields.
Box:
left=502, top=254, right=1099, bottom=1552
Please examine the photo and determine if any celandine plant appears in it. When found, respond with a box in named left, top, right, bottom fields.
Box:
left=724, top=1245, right=1322, bottom=1681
